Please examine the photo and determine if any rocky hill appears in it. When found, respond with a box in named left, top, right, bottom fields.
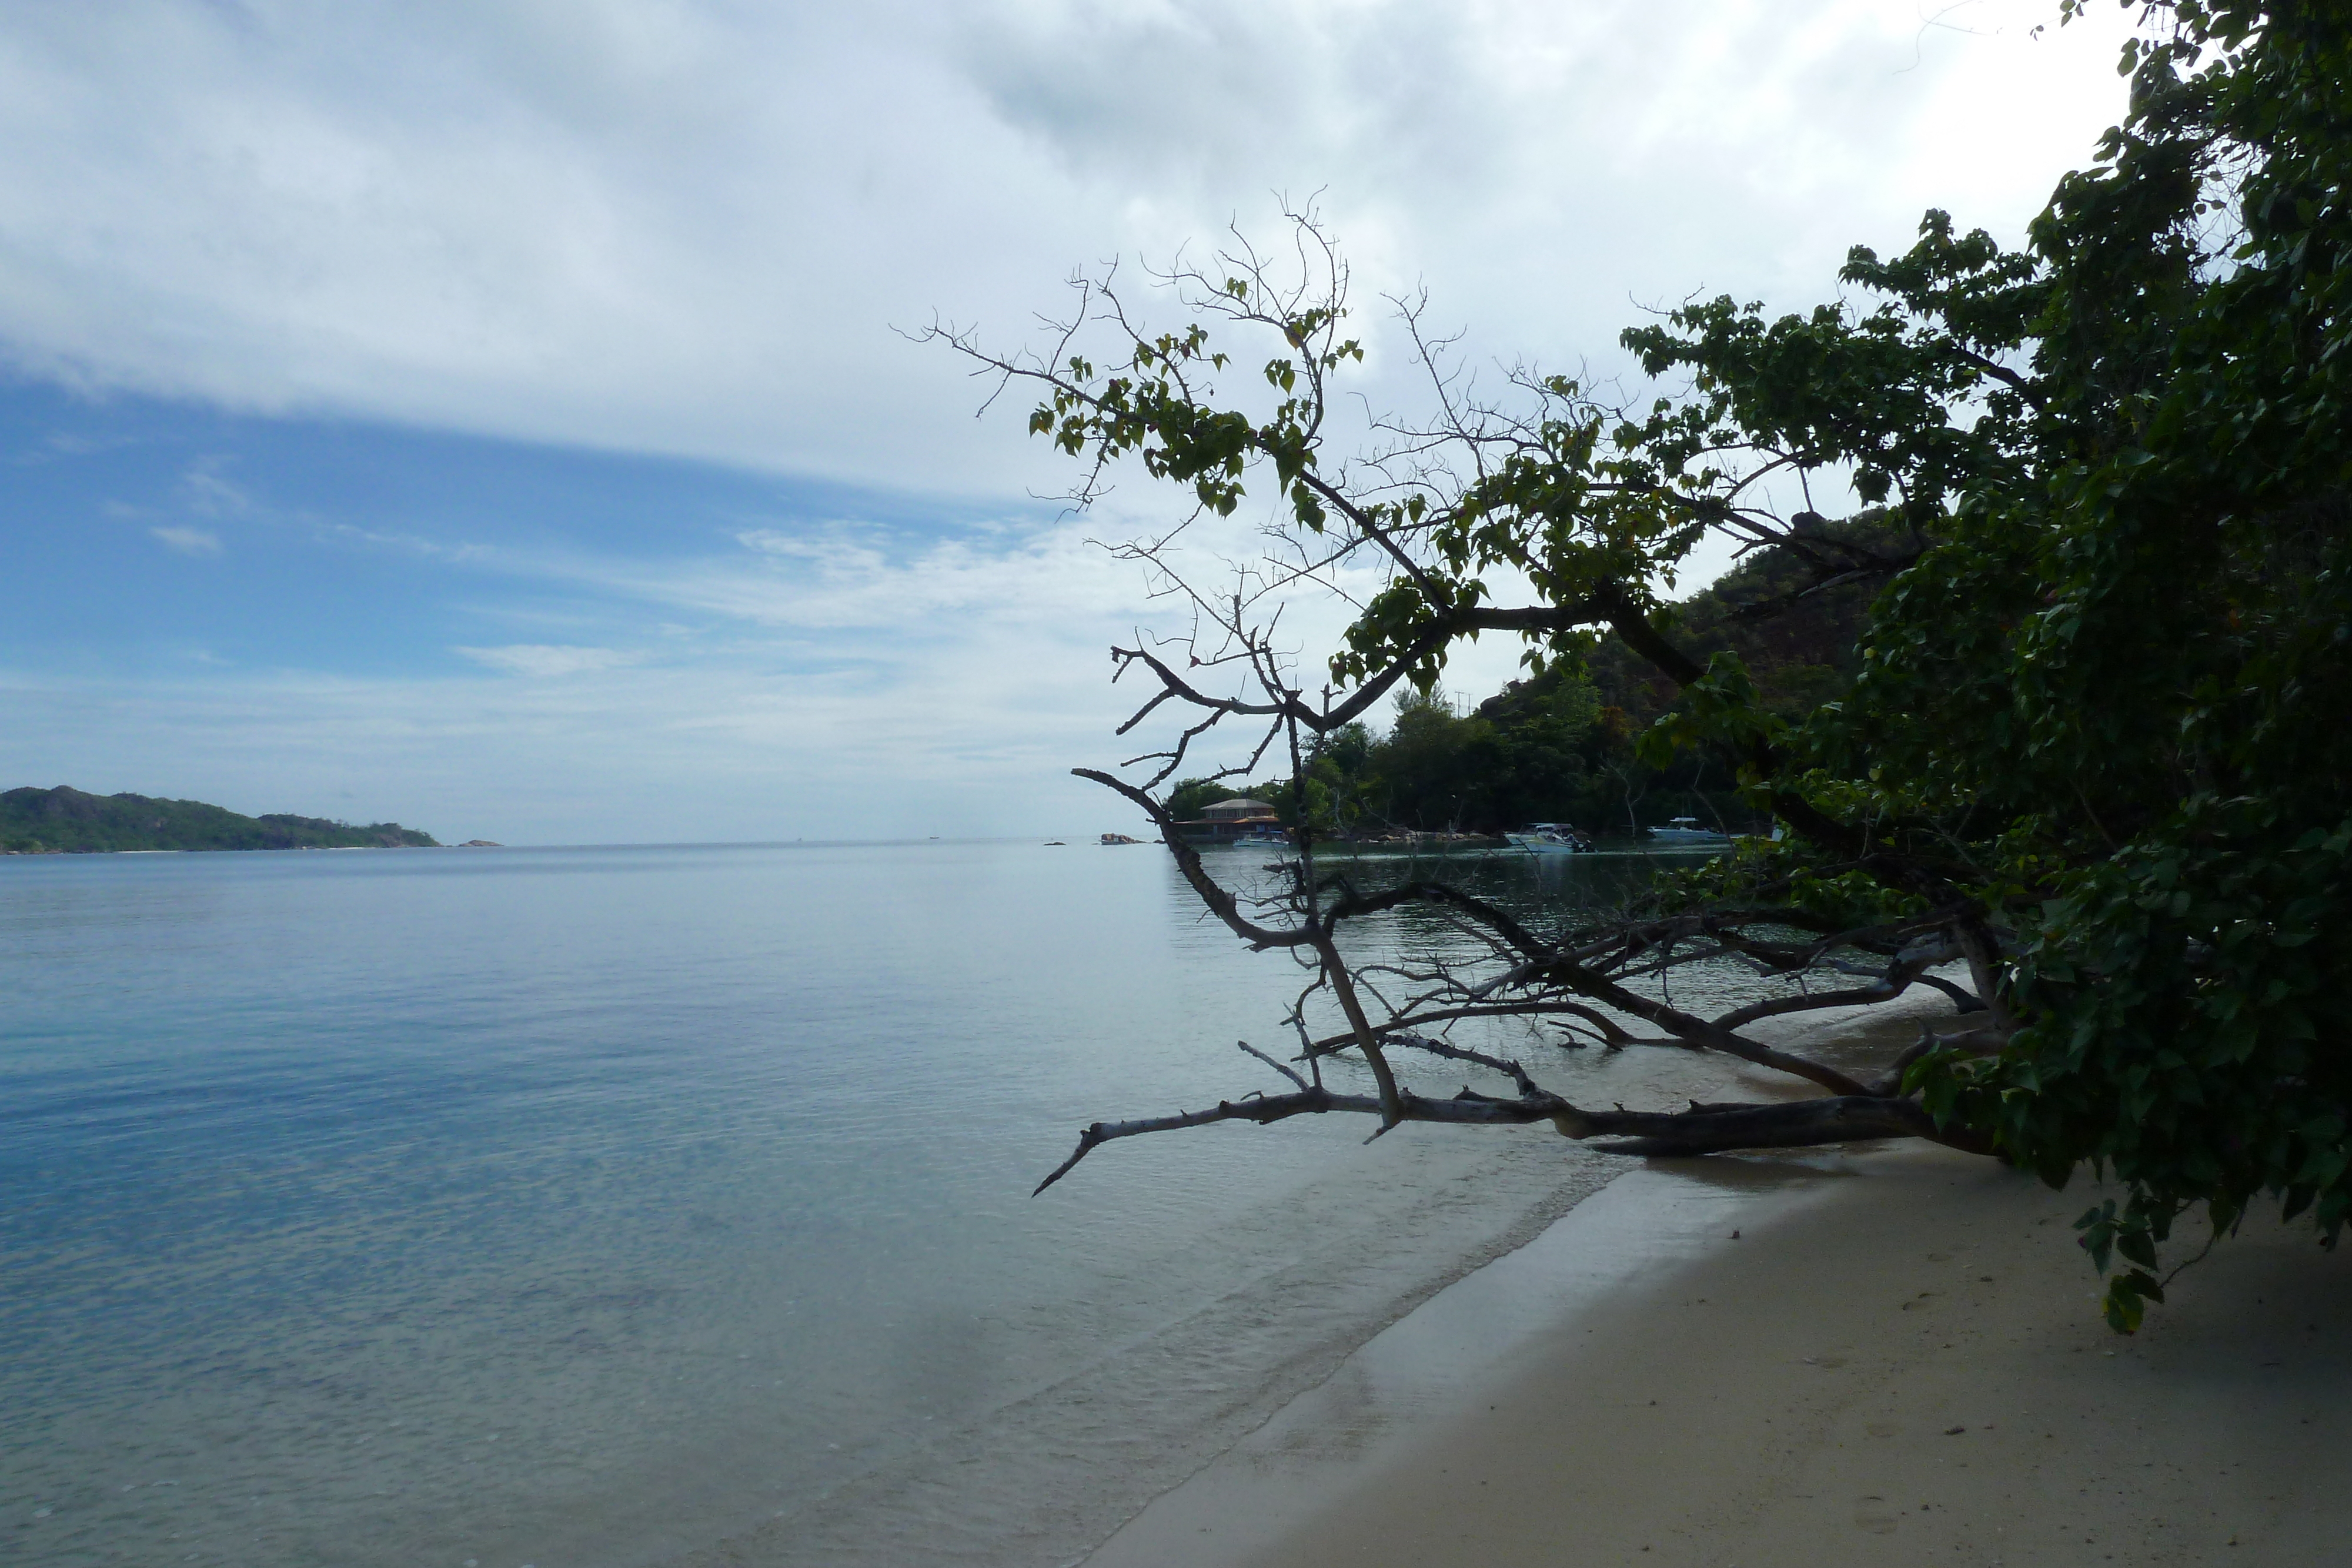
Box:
left=1, top=786, right=440, bottom=853
left=1572, top=512, right=1910, bottom=727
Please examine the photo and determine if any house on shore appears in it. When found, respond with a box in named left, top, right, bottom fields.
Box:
left=1173, top=797, right=1281, bottom=844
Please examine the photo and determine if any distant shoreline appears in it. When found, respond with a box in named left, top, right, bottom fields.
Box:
left=1, top=784, right=452, bottom=854
left=0, top=841, right=503, bottom=856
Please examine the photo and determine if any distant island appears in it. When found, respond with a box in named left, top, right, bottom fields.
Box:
left=1, top=785, right=445, bottom=854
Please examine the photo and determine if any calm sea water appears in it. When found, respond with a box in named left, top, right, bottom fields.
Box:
left=1, top=841, right=1745, bottom=1567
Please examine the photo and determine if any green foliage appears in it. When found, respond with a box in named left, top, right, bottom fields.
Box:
left=1163, top=778, right=1244, bottom=821
left=1578, top=511, right=1909, bottom=726
left=1164, top=659, right=1783, bottom=837
left=1633, top=651, right=1777, bottom=777
left=1856, top=1, right=2352, bottom=1326
left=1163, top=681, right=1615, bottom=835
left=0, top=786, right=440, bottom=853
left=1580, top=11, right=2352, bottom=1326
left=1025, top=296, right=1361, bottom=527
left=1009, top=1, right=2352, bottom=1327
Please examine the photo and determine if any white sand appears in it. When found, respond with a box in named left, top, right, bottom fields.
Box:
left=1087, top=1144, right=2352, bottom=1567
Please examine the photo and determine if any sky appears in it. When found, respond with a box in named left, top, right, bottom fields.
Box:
left=0, top=0, right=2140, bottom=844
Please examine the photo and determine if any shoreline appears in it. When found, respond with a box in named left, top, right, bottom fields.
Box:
left=1083, top=1152, right=1851, bottom=1567
left=659, top=981, right=1972, bottom=1568
left=656, top=991, right=1992, bottom=1567
left=654, top=1143, right=1625, bottom=1568
left=1083, top=1144, right=2352, bottom=1567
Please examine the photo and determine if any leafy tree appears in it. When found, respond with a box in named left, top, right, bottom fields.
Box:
left=1576, top=511, right=1902, bottom=727
left=1369, top=687, right=1488, bottom=831
left=936, top=0, right=2352, bottom=1328
left=1162, top=778, right=1246, bottom=821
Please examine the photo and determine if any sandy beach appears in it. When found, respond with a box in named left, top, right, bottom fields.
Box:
left=1084, top=1139, right=2352, bottom=1567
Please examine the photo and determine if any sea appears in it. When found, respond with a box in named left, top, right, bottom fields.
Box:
left=0, top=839, right=1765, bottom=1567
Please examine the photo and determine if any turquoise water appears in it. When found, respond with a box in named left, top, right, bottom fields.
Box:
left=1, top=841, right=1731, bottom=1566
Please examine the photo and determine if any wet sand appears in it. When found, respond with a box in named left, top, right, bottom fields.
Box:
left=1087, top=1143, right=2352, bottom=1567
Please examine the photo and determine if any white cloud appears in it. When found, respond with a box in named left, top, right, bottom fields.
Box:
left=180, top=460, right=251, bottom=516
left=0, top=0, right=2137, bottom=494
left=0, top=620, right=1154, bottom=842
left=5, top=492, right=1443, bottom=841
left=150, top=524, right=223, bottom=555
left=455, top=643, right=644, bottom=677
left=0, top=0, right=2151, bottom=841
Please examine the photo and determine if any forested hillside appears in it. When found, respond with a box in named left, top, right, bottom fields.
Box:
left=1, top=786, right=439, bottom=852
left=1577, top=511, right=1906, bottom=726
left=1165, top=519, right=1897, bottom=835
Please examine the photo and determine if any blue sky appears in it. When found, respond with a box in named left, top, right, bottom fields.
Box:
left=0, top=1, right=2139, bottom=842
left=2, top=374, right=1137, bottom=842
left=4, top=377, right=1009, bottom=683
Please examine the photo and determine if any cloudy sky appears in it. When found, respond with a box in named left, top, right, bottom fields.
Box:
left=1, top=0, right=2136, bottom=843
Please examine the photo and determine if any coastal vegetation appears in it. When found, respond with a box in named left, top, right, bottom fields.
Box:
left=1161, top=514, right=1892, bottom=837
left=943, top=0, right=2352, bottom=1328
left=0, top=785, right=439, bottom=854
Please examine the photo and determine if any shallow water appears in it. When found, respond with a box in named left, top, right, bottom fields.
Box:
left=1, top=840, right=1769, bottom=1566
left=1084, top=1157, right=1848, bottom=1568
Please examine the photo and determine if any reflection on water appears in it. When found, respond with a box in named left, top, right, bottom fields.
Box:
left=1210, top=841, right=1793, bottom=1052
left=0, top=839, right=1798, bottom=1567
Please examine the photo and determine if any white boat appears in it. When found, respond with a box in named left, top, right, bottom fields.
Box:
left=1505, top=823, right=1592, bottom=854
left=1645, top=817, right=1732, bottom=846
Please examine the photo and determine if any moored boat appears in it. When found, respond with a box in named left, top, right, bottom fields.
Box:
left=1504, top=823, right=1593, bottom=854
left=1644, top=816, right=1732, bottom=846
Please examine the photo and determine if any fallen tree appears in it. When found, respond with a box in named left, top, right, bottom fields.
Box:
left=934, top=0, right=2352, bottom=1329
